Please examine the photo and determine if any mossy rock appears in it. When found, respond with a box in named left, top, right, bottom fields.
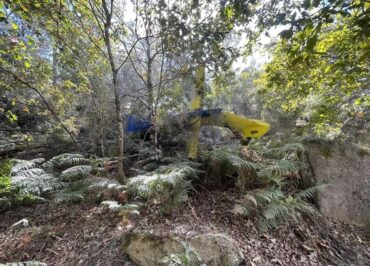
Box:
left=122, top=232, right=244, bottom=266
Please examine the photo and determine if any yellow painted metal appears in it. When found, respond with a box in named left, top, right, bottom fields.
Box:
left=188, top=65, right=205, bottom=159
left=188, top=63, right=270, bottom=158
left=201, top=112, right=270, bottom=139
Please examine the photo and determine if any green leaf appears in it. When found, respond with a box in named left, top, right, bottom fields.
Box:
left=11, top=23, right=18, bottom=30
left=24, top=61, right=31, bottom=68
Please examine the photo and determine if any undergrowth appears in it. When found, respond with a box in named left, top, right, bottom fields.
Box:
left=128, top=160, right=201, bottom=214
left=203, top=139, right=323, bottom=232
left=0, top=159, right=43, bottom=211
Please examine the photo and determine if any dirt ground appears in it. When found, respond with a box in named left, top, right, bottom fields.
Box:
left=1, top=189, right=369, bottom=266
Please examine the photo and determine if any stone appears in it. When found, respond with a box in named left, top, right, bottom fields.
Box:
left=11, top=218, right=29, bottom=228
left=304, top=139, right=370, bottom=227
left=122, top=232, right=244, bottom=266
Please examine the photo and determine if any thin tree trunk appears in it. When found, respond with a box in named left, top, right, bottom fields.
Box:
left=102, top=0, right=126, bottom=183
left=113, top=73, right=125, bottom=183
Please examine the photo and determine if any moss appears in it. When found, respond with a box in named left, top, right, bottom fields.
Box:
left=0, top=159, right=12, bottom=192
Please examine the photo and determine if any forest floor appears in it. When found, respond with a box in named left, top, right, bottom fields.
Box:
left=1, top=189, right=369, bottom=266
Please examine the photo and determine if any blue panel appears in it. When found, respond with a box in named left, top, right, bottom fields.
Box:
left=125, top=115, right=152, bottom=133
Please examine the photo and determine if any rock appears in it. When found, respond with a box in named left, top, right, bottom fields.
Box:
left=11, top=218, right=29, bottom=228
left=189, top=234, right=244, bottom=266
left=303, top=139, right=370, bottom=226
left=122, top=232, right=244, bottom=266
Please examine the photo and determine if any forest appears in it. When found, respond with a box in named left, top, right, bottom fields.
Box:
left=0, top=0, right=369, bottom=265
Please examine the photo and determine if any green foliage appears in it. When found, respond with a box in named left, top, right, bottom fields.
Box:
left=204, top=146, right=261, bottom=190
left=12, top=172, right=65, bottom=195
left=10, top=159, right=66, bottom=195
left=59, top=165, right=93, bottom=181
left=43, top=153, right=90, bottom=171
left=234, top=186, right=322, bottom=232
left=10, top=159, right=36, bottom=175
left=260, top=143, right=305, bottom=160
left=128, top=162, right=200, bottom=213
left=0, top=160, right=13, bottom=211
left=53, top=180, right=89, bottom=204
left=1, top=154, right=96, bottom=209
left=257, top=13, right=370, bottom=137
left=1, top=159, right=46, bottom=211
left=0, top=159, right=12, bottom=190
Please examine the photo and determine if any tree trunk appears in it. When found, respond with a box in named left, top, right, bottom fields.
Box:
left=101, top=0, right=126, bottom=183
left=113, top=73, right=126, bottom=183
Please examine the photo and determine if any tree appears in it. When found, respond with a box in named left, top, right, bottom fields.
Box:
left=257, top=11, right=369, bottom=136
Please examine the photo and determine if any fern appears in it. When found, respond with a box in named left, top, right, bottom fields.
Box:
left=258, top=160, right=298, bottom=179
left=43, top=153, right=90, bottom=171
left=13, top=168, right=45, bottom=178
left=128, top=162, right=199, bottom=213
left=10, top=159, right=36, bottom=175
left=242, top=188, right=284, bottom=207
left=236, top=185, right=318, bottom=232
left=10, top=161, right=65, bottom=195
left=12, top=173, right=65, bottom=195
left=261, top=143, right=305, bottom=159
left=259, top=195, right=316, bottom=231
left=204, top=146, right=261, bottom=191
left=295, top=184, right=327, bottom=200
left=87, top=177, right=121, bottom=191
left=60, top=165, right=92, bottom=181
left=53, top=180, right=90, bottom=203
left=54, top=190, right=85, bottom=203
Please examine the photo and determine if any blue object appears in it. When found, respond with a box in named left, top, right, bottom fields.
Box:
left=187, top=108, right=222, bottom=118
left=125, top=108, right=222, bottom=134
left=125, top=115, right=152, bottom=133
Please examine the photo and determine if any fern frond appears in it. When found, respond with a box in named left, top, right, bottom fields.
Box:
left=10, top=160, right=36, bottom=175
left=54, top=190, right=84, bottom=203
left=263, top=202, right=290, bottom=220
left=241, top=194, right=258, bottom=208
left=258, top=195, right=317, bottom=232
left=87, top=178, right=121, bottom=192
left=295, top=184, right=327, bottom=200
left=12, top=173, right=65, bottom=195
left=261, top=143, right=305, bottom=159
left=258, top=160, right=298, bottom=179
left=13, top=168, right=45, bottom=179
left=43, top=153, right=90, bottom=170
left=128, top=162, right=198, bottom=213
left=226, top=153, right=261, bottom=172
left=60, top=165, right=92, bottom=181
left=254, top=188, right=284, bottom=204
left=232, top=204, right=250, bottom=216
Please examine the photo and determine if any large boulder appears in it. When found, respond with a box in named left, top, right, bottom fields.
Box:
left=122, top=232, right=244, bottom=266
left=304, top=139, right=370, bottom=227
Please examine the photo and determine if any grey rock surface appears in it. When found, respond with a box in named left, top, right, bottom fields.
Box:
left=305, top=140, right=370, bottom=227
left=122, top=232, right=244, bottom=266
